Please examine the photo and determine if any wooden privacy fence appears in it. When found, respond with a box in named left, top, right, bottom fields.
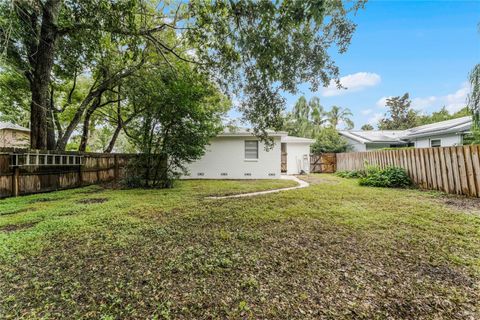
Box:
left=0, top=149, right=135, bottom=199
left=337, top=145, right=480, bottom=198
left=310, top=153, right=336, bottom=173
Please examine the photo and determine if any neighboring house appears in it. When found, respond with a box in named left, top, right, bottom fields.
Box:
left=183, top=128, right=315, bottom=179
left=0, top=122, right=30, bottom=148
left=340, top=116, right=472, bottom=152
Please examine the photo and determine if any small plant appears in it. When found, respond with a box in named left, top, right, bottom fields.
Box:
left=359, top=166, right=412, bottom=188
left=335, top=170, right=365, bottom=179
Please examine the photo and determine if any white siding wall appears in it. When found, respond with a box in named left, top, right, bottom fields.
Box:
left=182, top=136, right=281, bottom=179
left=286, top=143, right=311, bottom=174
left=413, top=134, right=462, bottom=148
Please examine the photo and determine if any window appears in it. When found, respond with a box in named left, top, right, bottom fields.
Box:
left=430, top=139, right=441, bottom=147
left=245, top=140, right=259, bottom=160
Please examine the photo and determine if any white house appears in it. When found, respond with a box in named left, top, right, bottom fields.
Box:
left=182, top=129, right=315, bottom=179
left=340, top=116, right=473, bottom=152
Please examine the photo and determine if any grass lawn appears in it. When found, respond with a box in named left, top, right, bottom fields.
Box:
left=0, top=175, right=479, bottom=319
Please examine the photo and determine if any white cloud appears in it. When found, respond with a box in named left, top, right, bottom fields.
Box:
left=361, top=109, right=373, bottom=115
left=412, top=96, right=437, bottom=110
left=444, top=83, right=470, bottom=113
left=411, top=82, right=470, bottom=113
left=322, top=72, right=381, bottom=97
left=367, top=113, right=384, bottom=126
left=376, top=96, right=392, bottom=108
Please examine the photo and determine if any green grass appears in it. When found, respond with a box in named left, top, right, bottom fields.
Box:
left=0, top=175, right=479, bottom=319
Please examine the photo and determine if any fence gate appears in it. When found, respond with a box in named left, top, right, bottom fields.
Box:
left=310, top=153, right=337, bottom=173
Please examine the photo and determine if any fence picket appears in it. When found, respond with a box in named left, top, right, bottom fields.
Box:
left=336, top=145, right=480, bottom=198
left=463, top=146, right=476, bottom=197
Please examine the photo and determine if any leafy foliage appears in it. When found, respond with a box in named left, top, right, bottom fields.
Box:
left=359, top=166, right=412, bottom=188
left=335, top=170, right=365, bottom=179
left=417, top=106, right=471, bottom=126
left=468, top=64, right=480, bottom=143
left=282, top=96, right=326, bottom=138
left=123, top=62, right=229, bottom=188
left=361, top=124, right=374, bottom=131
left=0, top=0, right=366, bottom=149
left=311, top=127, right=352, bottom=154
left=378, top=93, right=419, bottom=130
left=326, top=105, right=354, bottom=129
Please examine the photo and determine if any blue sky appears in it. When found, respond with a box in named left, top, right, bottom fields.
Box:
left=231, top=0, right=480, bottom=129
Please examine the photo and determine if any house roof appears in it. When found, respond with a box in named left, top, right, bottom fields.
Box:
left=281, top=136, right=315, bottom=144
left=0, top=122, right=30, bottom=132
left=339, top=130, right=405, bottom=144
left=340, top=116, right=473, bottom=144
left=405, top=116, right=471, bottom=138
left=219, top=127, right=287, bottom=137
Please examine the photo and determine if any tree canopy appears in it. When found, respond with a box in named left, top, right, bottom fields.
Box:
left=0, top=0, right=366, bottom=150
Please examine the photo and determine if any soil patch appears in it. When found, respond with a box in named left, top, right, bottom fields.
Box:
left=0, top=221, right=38, bottom=233
left=433, top=194, right=480, bottom=216
left=76, top=198, right=108, bottom=205
left=418, top=264, right=474, bottom=287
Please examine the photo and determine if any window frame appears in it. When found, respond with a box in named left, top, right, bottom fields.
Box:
left=244, top=140, right=259, bottom=161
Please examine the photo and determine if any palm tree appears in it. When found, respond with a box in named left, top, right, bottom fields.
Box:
left=326, top=105, right=354, bottom=129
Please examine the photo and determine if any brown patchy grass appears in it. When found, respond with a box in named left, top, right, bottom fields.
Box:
left=0, top=175, right=479, bottom=319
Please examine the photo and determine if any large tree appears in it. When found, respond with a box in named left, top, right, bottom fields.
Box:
left=1, top=0, right=365, bottom=150
left=378, top=93, right=419, bottom=130
left=282, top=95, right=326, bottom=138
left=468, top=64, right=480, bottom=143
left=326, top=105, right=354, bottom=129
left=123, top=62, right=229, bottom=187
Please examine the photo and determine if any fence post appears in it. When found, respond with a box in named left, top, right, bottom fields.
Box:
left=114, top=154, right=119, bottom=181
left=12, top=167, right=20, bottom=197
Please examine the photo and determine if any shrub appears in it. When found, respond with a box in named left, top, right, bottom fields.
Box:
left=335, top=170, right=365, bottom=179
left=359, top=166, right=412, bottom=188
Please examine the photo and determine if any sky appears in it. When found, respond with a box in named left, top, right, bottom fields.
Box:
left=230, top=0, right=480, bottom=130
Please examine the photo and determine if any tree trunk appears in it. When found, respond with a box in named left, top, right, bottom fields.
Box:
left=104, top=86, right=123, bottom=153
left=56, top=61, right=143, bottom=150
left=47, top=87, right=56, bottom=149
left=104, top=122, right=122, bottom=153
left=78, top=98, right=101, bottom=152
left=29, top=0, right=62, bottom=150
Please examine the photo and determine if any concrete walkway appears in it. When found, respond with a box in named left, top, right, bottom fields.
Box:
left=206, top=175, right=310, bottom=199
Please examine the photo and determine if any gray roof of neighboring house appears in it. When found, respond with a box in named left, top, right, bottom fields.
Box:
left=405, top=116, right=471, bottom=138
left=340, top=116, right=472, bottom=144
left=0, top=122, right=30, bottom=132
left=339, top=130, right=405, bottom=144
left=281, top=136, right=315, bottom=144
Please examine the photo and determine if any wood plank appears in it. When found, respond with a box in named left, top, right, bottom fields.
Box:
left=418, top=148, right=428, bottom=189
left=428, top=148, right=438, bottom=190
left=462, top=146, right=476, bottom=197
left=433, top=147, right=443, bottom=191
left=421, top=149, right=433, bottom=189
left=444, top=148, right=456, bottom=194
left=471, top=145, right=480, bottom=197
left=450, top=147, right=462, bottom=195
left=438, top=147, right=449, bottom=193
left=456, top=146, right=469, bottom=196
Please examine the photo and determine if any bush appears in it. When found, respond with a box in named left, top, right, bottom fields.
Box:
left=335, top=170, right=365, bottom=179
left=359, top=166, right=411, bottom=188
